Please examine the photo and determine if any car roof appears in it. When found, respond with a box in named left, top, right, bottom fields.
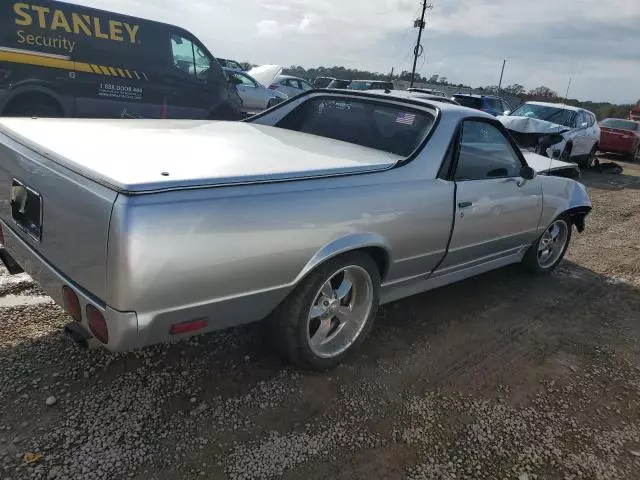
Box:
left=350, top=79, right=392, bottom=83
left=453, top=93, right=502, bottom=99
left=321, top=89, right=491, bottom=118
left=523, top=101, right=586, bottom=113
left=368, top=89, right=459, bottom=105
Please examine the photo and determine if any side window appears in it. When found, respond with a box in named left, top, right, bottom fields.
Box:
left=275, top=98, right=435, bottom=157
left=171, top=34, right=196, bottom=76
left=501, top=100, right=512, bottom=113
left=455, top=121, right=522, bottom=180
left=234, top=73, right=256, bottom=87
left=572, top=112, right=584, bottom=128
left=587, top=113, right=595, bottom=127
left=170, top=34, right=218, bottom=83
left=486, top=98, right=502, bottom=111
left=300, top=80, right=314, bottom=91
left=289, top=79, right=302, bottom=90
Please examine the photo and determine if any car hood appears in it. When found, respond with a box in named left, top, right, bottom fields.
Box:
left=499, top=115, right=570, bottom=134
left=247, top=65, right=283, bottom=87
left=522, top=151, right=576, bottom=174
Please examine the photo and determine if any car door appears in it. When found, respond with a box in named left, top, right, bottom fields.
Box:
left=567, top=111, right=588, bottom=156
left=231, top=72, right=265, bottom=111
left=437, top=119, right=543, bottom=273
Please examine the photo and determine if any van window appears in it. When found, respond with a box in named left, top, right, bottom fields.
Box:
left=170, top=34, right=215, bottom=82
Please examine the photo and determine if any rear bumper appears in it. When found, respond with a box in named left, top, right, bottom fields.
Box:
left=1, top=220, right=139, bottom=352
left=599, top=139, right=636, bottom=154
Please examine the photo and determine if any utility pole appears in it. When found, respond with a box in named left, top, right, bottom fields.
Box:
left=497, top=59, right=506, bottom=93
left=410, top=1, right=432, bottom=88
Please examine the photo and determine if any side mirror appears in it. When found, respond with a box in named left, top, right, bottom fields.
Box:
left=503, top=110, right=511, bottom=116
left=520, top=165, right=535, bottom=180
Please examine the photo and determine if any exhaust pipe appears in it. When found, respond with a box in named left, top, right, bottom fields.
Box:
left=64, top=323, right=92, bottom=349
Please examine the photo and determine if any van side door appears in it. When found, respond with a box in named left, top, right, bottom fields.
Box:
left=167, top=33, right=228, bottom=119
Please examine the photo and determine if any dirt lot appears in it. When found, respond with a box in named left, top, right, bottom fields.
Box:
left=1, top=157, right=640, bottom=480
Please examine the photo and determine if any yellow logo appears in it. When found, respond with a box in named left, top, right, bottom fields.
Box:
left=13, top=2, right=140, bottom=54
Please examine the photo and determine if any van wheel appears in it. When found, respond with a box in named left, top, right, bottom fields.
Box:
left=271, top=252, right=380, bottom=370
left=5, top=100, right=61, bottom=118
left=522, top=215, right=572, bottom=273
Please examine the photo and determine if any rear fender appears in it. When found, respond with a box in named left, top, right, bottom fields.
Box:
left=540, top=177, right=592, bottom=233
left=295, top=233, right=392, bottom=283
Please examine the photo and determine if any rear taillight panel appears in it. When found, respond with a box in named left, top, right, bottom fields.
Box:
left=87, top=304, right=109, bottom=344
left=62, top=286, right=82, bottom=322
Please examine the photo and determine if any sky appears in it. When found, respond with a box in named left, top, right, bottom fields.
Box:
left=67, top=0, right=640, bottom=104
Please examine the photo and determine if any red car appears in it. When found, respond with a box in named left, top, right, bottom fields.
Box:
left=599, top=118, right=640, bottom=161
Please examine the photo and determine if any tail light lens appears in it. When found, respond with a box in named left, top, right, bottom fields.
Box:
left=62, top=286, right=82, bottom=322
left=170, top=318, right=208, bottom=336
left=86, top=305, right=108, bottom=344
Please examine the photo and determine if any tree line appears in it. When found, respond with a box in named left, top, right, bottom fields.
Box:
left=277, top=65, right=635, bottom=120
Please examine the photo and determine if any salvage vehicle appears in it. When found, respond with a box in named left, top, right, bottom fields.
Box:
left=499, top=102, right=600, bottom=169
left=0, top=90, right=591, bottom=369
left=327, top=79, right=351, bottom=89
left=348, top=80, right=394, bottom=91
left=409, top=87, right=447, bottom=97
left=0, top=0, right=242, bottom=120
left=247, top=65, right=314, bottom=99
left=598, top=118, right=640, bottom=161
left=313, top=77, right=335, bottom=88
left=224, top=68, right=287, bottom=115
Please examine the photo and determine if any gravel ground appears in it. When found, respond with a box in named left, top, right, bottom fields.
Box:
left=1, top=156, right=639, bottom=480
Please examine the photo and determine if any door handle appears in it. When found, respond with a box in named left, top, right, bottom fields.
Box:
left=458, top=201, right=473, bottom=208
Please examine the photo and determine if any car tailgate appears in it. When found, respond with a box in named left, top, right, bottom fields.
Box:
left=0, top=130, right=117, bottom=302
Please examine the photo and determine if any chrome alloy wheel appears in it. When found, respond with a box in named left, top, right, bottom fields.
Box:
left=306, top=265, right=374, bottom=358
left=537, top=219, right=569, bottom=269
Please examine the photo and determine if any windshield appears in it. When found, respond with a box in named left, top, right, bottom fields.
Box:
left=600, top=118, right=639, bottom=131
left=348, top=81, right=373, bottom=90
left=510, top=103, right=575, bottom=127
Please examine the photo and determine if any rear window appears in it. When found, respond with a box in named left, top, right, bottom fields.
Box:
left=276, top=98, right=435, bottom=157
left=600, top=119, right=639, bottom=131
left=453, top=96, right=482, bottom=109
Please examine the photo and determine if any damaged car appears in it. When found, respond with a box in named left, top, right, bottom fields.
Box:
left=499, top=102, right=600, bottom=169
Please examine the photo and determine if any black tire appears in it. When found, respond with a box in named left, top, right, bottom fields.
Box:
left=578, top=146, right=597, bottom=169
left=271, top=251, right=380, bottom=370
left=5, top=101, right=60, bottom=118
left=559, top=144, right=572, bottom=163
left=522, top=214, right=572, bottom=273
left=625, top=145, right=639, bottom=162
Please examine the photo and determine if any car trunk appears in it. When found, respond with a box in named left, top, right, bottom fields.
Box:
left=0, top=121, right=118, bottom=302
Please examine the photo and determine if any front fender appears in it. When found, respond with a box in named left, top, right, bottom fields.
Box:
left=294, top=233, right=392, bottom=284
left=540, top=177, right=592, bottom=232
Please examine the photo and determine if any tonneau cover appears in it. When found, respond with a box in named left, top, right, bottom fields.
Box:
left=0, top=119, right=401, bottom=193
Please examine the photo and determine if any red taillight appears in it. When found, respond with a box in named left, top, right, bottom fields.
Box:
left=62, top=286, right=82, bottom=322
left=169, top=318, right=208, bottom=336
left=268, top=84, right=278, bottom=90
left=86, top=305, right=108, bottom=344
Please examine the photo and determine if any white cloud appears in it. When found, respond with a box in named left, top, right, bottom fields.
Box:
left=63, top=0, right=640, bottom=102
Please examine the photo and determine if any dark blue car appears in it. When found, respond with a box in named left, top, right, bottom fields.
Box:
left=452, top=94, right=512, bottom=117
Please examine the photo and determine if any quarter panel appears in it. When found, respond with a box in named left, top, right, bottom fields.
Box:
left=107, top=170, right=455, bottom=331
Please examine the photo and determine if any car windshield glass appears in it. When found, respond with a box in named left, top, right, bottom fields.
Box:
left=328, top=80, right=351, bottom=88
left=601, top=119, right=639, bottom=131
left=276, top=98, right=436, bottom=157
left=348, top=81, right=373, bottom=90
left=510, top=104, right=575, bottom=127
left=453, top=96, right=482, bottom=109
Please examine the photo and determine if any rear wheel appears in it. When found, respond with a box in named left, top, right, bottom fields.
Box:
left=626, top=145, right=639, bottom=162
left=522, top=215, right=572, bottom=273
left=271, top=252, right=380, bottom=370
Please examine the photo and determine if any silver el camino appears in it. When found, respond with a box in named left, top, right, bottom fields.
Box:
left=0, top=90, right=591, bottom=369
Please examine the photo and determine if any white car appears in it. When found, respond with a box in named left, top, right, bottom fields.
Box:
left=224, top=69, right=287, bottom=114
left=248, top=65, right=314, bottom=99
left=499, top=102, right=600, bottom=168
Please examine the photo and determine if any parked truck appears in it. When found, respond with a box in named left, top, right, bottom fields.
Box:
left=0, top=90, right=591, bottom=369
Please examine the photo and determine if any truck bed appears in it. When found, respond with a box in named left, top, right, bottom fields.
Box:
left=0, top=119, right=401, bottom=194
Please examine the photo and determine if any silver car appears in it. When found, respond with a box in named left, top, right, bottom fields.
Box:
left=0, top=91, right=591, bottom=370
left=224, top=69, right=287, bottom=114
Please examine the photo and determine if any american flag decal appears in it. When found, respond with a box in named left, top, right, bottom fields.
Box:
left=396, top=112, right=416, bottom=125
